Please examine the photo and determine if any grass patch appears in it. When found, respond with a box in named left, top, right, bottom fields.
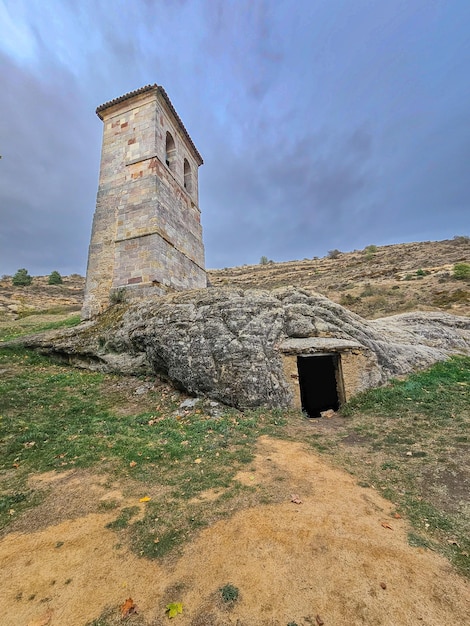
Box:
left=0, top=347, right=285, bottom=558
left=1, top=346, right=469, bottom=576
left=106, top=506, right=139, bottom=530
left=0, top=314, right=81, bottom=342
left=299, top=356, right=470, bottom=577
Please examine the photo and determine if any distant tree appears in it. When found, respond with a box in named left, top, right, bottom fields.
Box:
left=327, top=249, right=341, bottom=259
left=260, top=256, right=269, bottom=265
left=48, top=270, right=63, bottom=285
left=12, top=268, right=32, bottom=286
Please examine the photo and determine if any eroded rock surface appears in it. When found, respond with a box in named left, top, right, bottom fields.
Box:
left=15, top=287, right=470, bottom=409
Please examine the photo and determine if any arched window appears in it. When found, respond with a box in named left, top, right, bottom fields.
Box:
left=165, top=132, right=176, bottom=172
left=184, top=158, right=192, bottom=192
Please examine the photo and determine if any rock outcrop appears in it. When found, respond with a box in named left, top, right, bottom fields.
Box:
left=15, top=287, right=470, bottom=409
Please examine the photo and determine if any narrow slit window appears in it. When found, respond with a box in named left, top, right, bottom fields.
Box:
left=184, top=158, right=192, bottom=192
left=165, top=132, right=176, bottom=172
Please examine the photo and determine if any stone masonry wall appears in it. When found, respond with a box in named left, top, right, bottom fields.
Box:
left=82, top=87, right=206, bottom=319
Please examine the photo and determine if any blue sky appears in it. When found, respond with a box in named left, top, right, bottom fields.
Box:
left=0, top=0, right=469, bottom=275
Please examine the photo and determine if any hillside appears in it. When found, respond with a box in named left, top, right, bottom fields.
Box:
left=1, top=238, right=469, bottom=323
left=0, top=274, right=84, bottom=320
left=208, top=238, right=470, bottom=318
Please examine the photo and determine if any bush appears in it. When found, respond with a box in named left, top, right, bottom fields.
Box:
left=453, top=263, right=470, bottom=280
left=363, top=244, right=377, bottom=259
left=48, top=270, right=63, bottom=285
left=109, top=288, right=126, bottom=304
left=327, top=249, right=341, bottom=259
left=219, top=584, right=239, bottom=603
left=12, top=268, right=32, bottom=286
left=453, top=235, right=470, bottom=244
left=340, top=293, right=361, bottom=306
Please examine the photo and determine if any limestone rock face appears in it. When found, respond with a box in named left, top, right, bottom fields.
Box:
left=17, top=287, right=470, bottom=409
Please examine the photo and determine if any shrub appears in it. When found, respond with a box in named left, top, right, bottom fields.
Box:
left=360, top=283, right=375, bottom=297
left=453, top=235, right=470, bottom=244
left=12, top=268, right=32, bottom=286
left=327, top=249, right=341, bottom=259
left=219, top=583, right=239, bottom=603
left=416, top=268, right=427, bottom=277
left=453, top=263, right=470, bottom=280
left=260, top=256, right=269, bottom=265
left=48, top=270, right=63, bottom=285
left=363, top=244, right=377, bottom=259
left=109, top=288, right=126, bottom=304
left=340, top=293, right=361, bottom=306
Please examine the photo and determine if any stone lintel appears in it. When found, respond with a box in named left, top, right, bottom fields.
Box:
left=279, top=337, right=364, bottom=354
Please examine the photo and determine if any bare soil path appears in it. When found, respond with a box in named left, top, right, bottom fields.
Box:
left=1, top=437, right=468, bottom=626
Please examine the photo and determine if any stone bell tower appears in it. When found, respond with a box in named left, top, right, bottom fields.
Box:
left=81, top=84, right=206, bottom=319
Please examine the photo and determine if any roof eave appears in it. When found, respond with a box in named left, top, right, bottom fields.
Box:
left=96, top=84, right=203, bottom=165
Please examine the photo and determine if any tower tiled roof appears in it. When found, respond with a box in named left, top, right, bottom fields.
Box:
left=96, top=84, right=203, bottom=164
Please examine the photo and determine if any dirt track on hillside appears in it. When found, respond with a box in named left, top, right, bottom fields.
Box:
left=1, top=437, right=469, bottom=626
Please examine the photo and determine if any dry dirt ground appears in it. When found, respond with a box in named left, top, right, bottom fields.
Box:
left=1, top=437, right=469, bottom=626
left=2, top=240, right=469, bottom=625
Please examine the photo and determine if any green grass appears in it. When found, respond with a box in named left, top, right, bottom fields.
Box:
left=302, top=355, right=470, bottom=576
left=0, top=346, right=285, bottom=557
left=1, top=346, right=469, bottom=576
left=0, top=314, right=81, bottom=342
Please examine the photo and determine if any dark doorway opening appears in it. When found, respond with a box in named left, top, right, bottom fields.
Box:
left=297, top=353, right=343, bottom=418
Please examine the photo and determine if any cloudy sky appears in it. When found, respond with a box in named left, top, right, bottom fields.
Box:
left=1, top=0, right=469, bottom=276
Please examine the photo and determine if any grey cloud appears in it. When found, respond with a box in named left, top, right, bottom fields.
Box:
left=1, top=1, right=469, bottom=277
left=0, top=52, right=98, bottom=275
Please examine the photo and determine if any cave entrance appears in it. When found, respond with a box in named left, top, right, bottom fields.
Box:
left=297, top=353, right=344, bottom=418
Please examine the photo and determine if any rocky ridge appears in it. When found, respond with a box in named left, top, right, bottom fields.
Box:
left=17, top=287, right=470, bottom=410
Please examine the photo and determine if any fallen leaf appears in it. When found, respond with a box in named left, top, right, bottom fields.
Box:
left=139, top=496, right=151, bottom=502
left=129, top=461, right=137, bottom=468
left=121, top=597, right=138, bottom=617
left=194, top=458, right=202, bottom=464
left=27, top=609, right=53, bottom=626
left=380, top=582, right=387, bottom=589
left=381, top=521, right=393, bottom=530
left=290, top=494, right=302, bottom=504
left=166, top=602, right=183, bottom=618
left=316, top=615, right=324, bottom=625
left=393, top=513, right=402, bottom=519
